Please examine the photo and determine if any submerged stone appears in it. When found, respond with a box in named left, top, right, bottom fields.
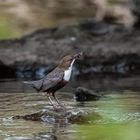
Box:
left=75, top=87, right=102, bottom=102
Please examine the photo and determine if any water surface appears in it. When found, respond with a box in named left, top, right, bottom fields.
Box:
left=0, top=89, right=139, bottom=140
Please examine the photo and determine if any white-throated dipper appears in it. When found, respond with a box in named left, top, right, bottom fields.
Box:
left=24, top=52, right=82, bottom=108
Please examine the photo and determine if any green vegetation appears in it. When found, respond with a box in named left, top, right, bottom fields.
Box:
left=0, top=22, right=18, bottom=39
left=0, top=16, right=20, bottom=39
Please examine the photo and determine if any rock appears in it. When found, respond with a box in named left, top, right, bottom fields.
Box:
left=13, top=107, right=102, bottom=140
left=133, top=0, right=140, bottom=15
left=0, top=20, right=140, bottom=66
left=75, top=87, right=101, bottom=102
left=0, top=20, right=140, bottom=79
left=13, top=108, right=90, bottom=124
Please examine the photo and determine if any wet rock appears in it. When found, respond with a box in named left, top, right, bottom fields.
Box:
left=0, top=20, right=140, bottom=66
left=0, top=20, right=140, bottom=79
left=75, top=87, right=101, bottom=102
left=66, top=108, right=89, bottom=124
left=35, top=132, right=57, bottom=140
left=133, top=0, right=140, bottom=15
left=13, top=108, right=90, bottom=124
left=74, top=54, right=140, bottom=77
left=13, top=110, right=58, bottom=123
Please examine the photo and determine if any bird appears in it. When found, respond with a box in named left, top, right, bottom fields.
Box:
left=24, top=52, right=83, bottom=109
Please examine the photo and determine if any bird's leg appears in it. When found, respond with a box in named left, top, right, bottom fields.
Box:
left=52, top=92, right=65, bottom=108
left=47, top=93, right=57, bottom=109
left=52, top=92, right=60, bottom=105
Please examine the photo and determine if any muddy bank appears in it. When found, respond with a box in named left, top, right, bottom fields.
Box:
left=0, top=20, right=140, bottom=78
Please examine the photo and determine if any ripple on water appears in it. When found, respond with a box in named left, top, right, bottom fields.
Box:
left=0, top=91, right=139, bottom=140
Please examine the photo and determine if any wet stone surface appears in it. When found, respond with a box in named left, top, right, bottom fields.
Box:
left=1, top=20, right=140, bottom=76
left=75, top=87, right=102, bottom=102
left=13, top=108, right=90, bottom=125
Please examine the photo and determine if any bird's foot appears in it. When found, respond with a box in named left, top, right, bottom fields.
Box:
left=57, top=102, right=67, bottom=109
left=52, top=103, right=67, bottom=112
left=53, top=106, right=66, bottom=112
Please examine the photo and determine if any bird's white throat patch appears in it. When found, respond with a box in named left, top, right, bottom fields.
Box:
left=64, top=59, right=75, bottom=81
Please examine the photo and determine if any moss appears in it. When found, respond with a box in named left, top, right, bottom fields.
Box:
left=0, top=15, right=20, bottom=39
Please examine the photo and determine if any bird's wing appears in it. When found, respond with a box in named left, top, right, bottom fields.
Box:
left=40, top=67, right=64, bottom=92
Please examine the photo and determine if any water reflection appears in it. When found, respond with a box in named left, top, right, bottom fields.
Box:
left=1, top=74, right=140, bottom=94
left=0, top=92, right=69, bottom=140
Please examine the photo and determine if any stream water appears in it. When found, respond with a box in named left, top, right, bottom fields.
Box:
left=0, top=79, right=139, bottom=140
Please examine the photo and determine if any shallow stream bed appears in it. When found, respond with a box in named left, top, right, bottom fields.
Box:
left=0, top=88, right=139, bottom=140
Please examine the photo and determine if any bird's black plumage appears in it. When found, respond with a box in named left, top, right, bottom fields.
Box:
left=24, top=67, right=64, bottom=93
left=24, top=52, right=83, bottom=109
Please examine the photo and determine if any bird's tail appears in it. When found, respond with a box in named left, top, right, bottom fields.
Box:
left=23, top=80, right=42, bottom=92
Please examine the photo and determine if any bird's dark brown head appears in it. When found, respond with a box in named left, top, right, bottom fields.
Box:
left=58, top=52, right=83, bottom=70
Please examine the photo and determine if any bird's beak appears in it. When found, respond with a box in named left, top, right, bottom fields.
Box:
left=74, top=52, right=83, bottom=59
